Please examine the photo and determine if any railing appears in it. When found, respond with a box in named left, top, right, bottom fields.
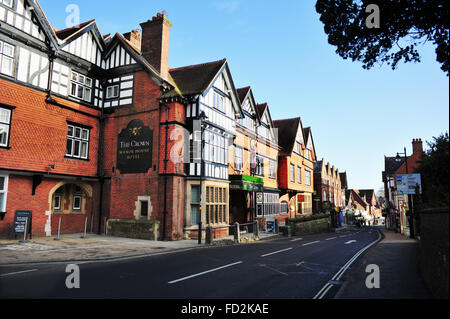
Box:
left=205, top=221, right=260, bottom=245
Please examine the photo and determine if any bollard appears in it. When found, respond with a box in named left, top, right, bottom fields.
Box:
left=90, top=214, right=94, bottom=233
left=80, top=216, right=88, bottom=238
left=254, top=221, right=260, bottom=239
left=104, top=217, right=107, bottom=236
left=205, top=226, right=213, bottom=245
left=234, top=222, right=240, bottom=243
left=54, top=216, right=62, bottom=241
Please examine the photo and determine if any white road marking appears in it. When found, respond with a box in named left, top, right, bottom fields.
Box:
left=290, top=238, right=303, bottom=242
left=0, top=269, right=39, bottom=277
left=325, top=237, right=337, bottom=241
left=313, top=231, right=382, bottom=299
left=345, top=240, right=357, bottom=244
left=261, top=247, right=293, bottom=257
left=168, top=261, right=243, bottom=284
left=302, top=241, right=320, bottom=246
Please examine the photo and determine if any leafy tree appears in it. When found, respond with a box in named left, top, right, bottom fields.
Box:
left=416, top=132, right=449, bottom=207
left=315, top=0, right=449, bottom=75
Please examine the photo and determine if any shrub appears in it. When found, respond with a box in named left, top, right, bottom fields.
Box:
left=286, top=213, right=330, bottom=225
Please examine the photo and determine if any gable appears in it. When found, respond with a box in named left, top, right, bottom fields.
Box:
left=60, top=28, right=104, bottom=67
left=103, top=40, right=137, bottom=70
left=0, top=0, right=51, bottom=44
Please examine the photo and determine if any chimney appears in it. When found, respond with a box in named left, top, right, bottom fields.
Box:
left=123, top=29, right=141, bottom=53
left=140, top=12, right=172, bottom=80
left=412, top=138, right=423, bottom=154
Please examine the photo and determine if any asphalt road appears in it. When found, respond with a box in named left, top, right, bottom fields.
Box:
left=0, top=227, right=380, bottom=300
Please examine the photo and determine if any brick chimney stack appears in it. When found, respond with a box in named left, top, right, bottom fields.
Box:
left=412, top=138, right=423, bottom=154
left=140, top=12, right=172, bottom=80
left=123, top=29, right=141, bottom=53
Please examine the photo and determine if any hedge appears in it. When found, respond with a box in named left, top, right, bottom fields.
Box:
left=286, top=213, right=331, bottom=224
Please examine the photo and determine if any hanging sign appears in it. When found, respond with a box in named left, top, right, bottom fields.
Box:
left=117, top=119, right=153, bottom=174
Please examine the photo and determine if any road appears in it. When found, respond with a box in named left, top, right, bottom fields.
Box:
left=0, top=227, right=380, bottom=299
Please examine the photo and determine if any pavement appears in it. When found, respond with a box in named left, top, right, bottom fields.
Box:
left=0, top=231, right=279, bottom=265
left=335, top=227, right=432, bottom=299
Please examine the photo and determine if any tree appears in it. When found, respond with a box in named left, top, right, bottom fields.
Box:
left=416, top=132, right=449, bottom=207
left=315, top=0, right=449, bottom=75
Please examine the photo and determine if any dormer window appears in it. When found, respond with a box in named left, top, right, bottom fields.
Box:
left=213, top=91, right=224, bottom=112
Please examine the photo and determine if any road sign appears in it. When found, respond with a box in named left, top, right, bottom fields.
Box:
left=396, top=174, right=422, bottom=195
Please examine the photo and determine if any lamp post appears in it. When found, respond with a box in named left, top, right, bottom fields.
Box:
left=396, top=147, right=414, bottom=238
left=197, top=111, right=208, bottom=244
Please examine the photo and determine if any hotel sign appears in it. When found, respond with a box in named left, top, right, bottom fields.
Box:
left=117, top=120, right=153, bottom=174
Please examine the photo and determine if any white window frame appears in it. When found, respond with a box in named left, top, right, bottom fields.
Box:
left=213, top=91, right=224, bottom=112
left=234, top=146, right=243, bottom=172
left=297, top=166, right=302, bottom=184
left=54, top=195, right=61, bottom=210
left=66, top=124, right=90, bottom=160
left=106, top=85, right=119, bottom=99
left=70, top=71, right=92, bottom=102
left=0, top=40, right=15, bottom=77
left=0, top=0, right=13, bottom=8
left=0, top=107, right=12, bottom=147
left=269, top=159, right=276, bottom=179
left=305, top=169, right=311, bottom=186
left=73, top=195, right=82, bottom=210
left=0, top=174, right=8, bottom=212
left=290, top=164, right=295, bottom=183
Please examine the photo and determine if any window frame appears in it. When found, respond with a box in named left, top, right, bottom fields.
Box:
left=0, top=106, right=13, bottom=148
left=305, top=169, right=312, bottom=186
left=106, top=84, right=119, bottom=99
left=0, top=175, right=9, bottom=213
left=290, top=163, right=295, bottom=183
left=69, top=71, right=93, bottom=103
left=0, top=0, right=14, bottom=8
left=0, top=40, right=15, bottom=77
left=65, top=124, right=90, bottom=160
left=72, top=195, right=82, bottom=211
left=234, top=146, right=243, bottom=172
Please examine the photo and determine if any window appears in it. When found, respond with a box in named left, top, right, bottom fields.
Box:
left=140, top=201, right=148, bottom=218
left=305, top=169, right=311, bottom=186
left=73, top=195, right=82, bottom=210
left=0, top=0, right=13, bottom=8
left=269, top=159, right=276, bottom=179
left=205, top=186, right=227, bottom=225
left=0, top=107, right=12, bottom=147
left=255, top=155, right=264, bottom=176
left=106, top=85, right=119, bottom=99
left=294, top=141, right=301, bottom=154
left=0, top=175, right=8, bottom=212
left=213, top=91, right=224, bottom=112
left=305, top=149, right=310, bottom=160
left=0, top=40, right=15, bottom=77
left=70, top=71, right=92, bottom=102
left=290, top=164, right=295, bottom=182
left=234, top=146, right=243, bottom=172
left=204, top=130, right=227, bottom=165
left=297, top=166, right=302, bottom=184
left=54, top=195, right=61, bottom=210
left=66, top=124, right=90, bottom=159
left=280, top=201, right=288, bottom=215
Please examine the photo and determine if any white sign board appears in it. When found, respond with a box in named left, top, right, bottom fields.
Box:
left=396, top=174, right=422, bottom=195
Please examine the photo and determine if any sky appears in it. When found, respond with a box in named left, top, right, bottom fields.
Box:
left=39, top=0, right=449, bottom=193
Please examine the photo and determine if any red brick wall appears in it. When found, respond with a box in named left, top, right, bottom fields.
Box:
left=0, top=174, right=99, bottom=238
left=0, top=78, right=100, bottom=177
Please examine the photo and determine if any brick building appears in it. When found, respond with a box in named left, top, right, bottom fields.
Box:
left=0, top=0, right=326, bottom=240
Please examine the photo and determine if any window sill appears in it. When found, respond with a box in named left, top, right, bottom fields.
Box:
left=65, top=155, right=90, bottom=162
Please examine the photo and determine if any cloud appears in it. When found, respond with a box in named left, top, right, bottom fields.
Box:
left=213, top=1, right=240, bottom=14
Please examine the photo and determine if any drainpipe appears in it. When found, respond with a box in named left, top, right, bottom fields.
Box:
left=97, top=80, right=106, bottom=234
left=162, top=102, right=170, bottom=241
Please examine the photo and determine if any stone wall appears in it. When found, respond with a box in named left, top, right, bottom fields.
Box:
left=107, top=219, right=160, bottom=241
left=280, top=217, right=331, bottom=237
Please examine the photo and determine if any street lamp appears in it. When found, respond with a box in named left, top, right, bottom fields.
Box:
left=197, top=111, right=208, bottom=244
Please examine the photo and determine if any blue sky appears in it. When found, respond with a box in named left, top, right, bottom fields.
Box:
left=39, top=0, right=449, bottom=193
